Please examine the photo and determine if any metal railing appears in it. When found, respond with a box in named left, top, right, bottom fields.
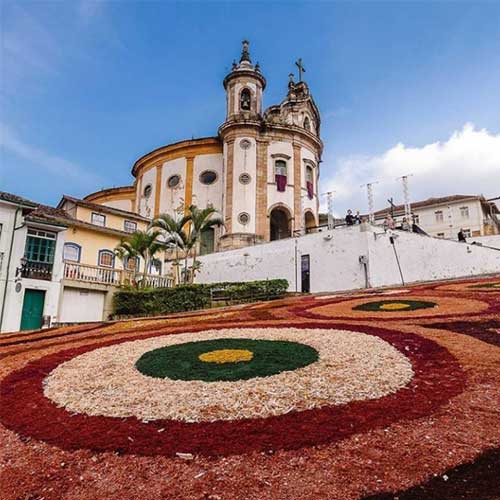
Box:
left=20, top=261, right=53, bottom=281
left=63, top=262, right=174, bottom=288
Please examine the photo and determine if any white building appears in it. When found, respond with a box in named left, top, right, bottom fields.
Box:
left=0, top=192, right=67, bottom=333
left=374, top=194, right=500, bottom=240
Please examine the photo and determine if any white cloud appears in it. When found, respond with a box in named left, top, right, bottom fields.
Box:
left=322, top=123, right=500, bottom=215
left=0, top=123, right=103, bottom=187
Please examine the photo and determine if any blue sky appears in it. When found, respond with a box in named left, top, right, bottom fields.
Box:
left=1, top=1, right=500, bottom=213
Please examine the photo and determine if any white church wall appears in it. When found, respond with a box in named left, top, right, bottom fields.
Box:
left=193, top=153, right=224, bottom=212
left=159, top=158, right=186, bottom=216
left=138, top=167, right=156, bottom=218
left=470, top=234, right=500, bottom=249
left=195, top=226, right=500, bottom=294
left=267, top=141, right=295, bottom=215
left=232, top=138, right=257, bottom=234
left=367, top=229, right=500, bottom=287
left=195, top=228, right=368, bottom=293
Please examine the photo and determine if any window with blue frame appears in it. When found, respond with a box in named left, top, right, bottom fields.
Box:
left=63, top=243, right=81, bottom=262
left=125, top=256, right=140, bottom=272
left=98, top=250, right=115, bottom=268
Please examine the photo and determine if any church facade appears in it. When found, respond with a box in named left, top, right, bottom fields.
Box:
left=84, top=41, right=323, bottom=251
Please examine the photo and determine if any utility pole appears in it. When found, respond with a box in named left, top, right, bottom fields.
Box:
left=361, top=182, right=378, bottom=223
left=397, top=174, right=413, bottom=220
left=321, top=191, right=335, bottom=229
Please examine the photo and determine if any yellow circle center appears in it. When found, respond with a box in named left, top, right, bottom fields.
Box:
left=379, top=302, right=411, bottom=311
left=198, top=349, right=254, bottom=364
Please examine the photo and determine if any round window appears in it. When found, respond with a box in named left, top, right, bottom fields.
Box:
left=238, top=212, right=250, bottom=225
left=240, top=139, right=252, bottom=150
left=143, top=184, right=152, bottom=198
left=239, top=173, right=251, bottom=185
left=200, top=170, right=217, bottom=185
left=167, top=175, right=181, bottom=188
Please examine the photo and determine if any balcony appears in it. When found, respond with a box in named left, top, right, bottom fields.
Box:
left=20, top=261, right=53, bottom=281
left=63, top=262, right=174, bottom=288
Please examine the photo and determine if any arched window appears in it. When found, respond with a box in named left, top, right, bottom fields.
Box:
left=150, top=258, right=162, bottom=274
left=124, top=256, right=139, bottom=272
left=240, top=88, right=251, bottom=111
left=274, top=160, right=287, bottom=192
left=63, top=243, right=81, bottom=262
left=306, top=165, right=314, bottom=199
left=304, top=116, right=311, bottom=131
left=98, top=250, right=114, bottom=268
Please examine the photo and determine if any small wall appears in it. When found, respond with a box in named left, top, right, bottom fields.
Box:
left=368, top=230, right=500, bottom=287
left=470, top=234, right=500, bottom=250
left=195, top=225, right=500, bottom=294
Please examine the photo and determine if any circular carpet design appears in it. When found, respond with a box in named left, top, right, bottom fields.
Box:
left=352, top=299, right=437, bottom=312
left=135, top=337, right=319, bottom=382
left=43, top=328, right=411, bottom=422
left=297, top=295, right=490, bottom=320
left=0, top=323, right=465, bottom=456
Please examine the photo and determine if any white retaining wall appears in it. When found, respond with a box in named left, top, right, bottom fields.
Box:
left=195, top=225, right=500, bottom=293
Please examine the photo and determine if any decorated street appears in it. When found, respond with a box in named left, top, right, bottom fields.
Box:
left=1, top=276, right=499, bottom=500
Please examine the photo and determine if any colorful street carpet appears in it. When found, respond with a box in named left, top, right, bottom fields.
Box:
left=0, top=276, right=499, bottom=500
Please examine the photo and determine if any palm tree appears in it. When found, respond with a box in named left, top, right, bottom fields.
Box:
left=115, top=230, right=164, bottom=288
left=149, top=213, right=190, bottom=285
left=186, top=205, right=224, bottom=283
left=152, top=206, right=223, bottom=284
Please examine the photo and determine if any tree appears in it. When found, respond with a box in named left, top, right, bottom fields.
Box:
left=152, top=206, right=223, bottom=284
left=185, top=205, right=224, bottom=283
left=149, top=213, right=190, bottom=285
left=115, top=230, right=164, bottom=288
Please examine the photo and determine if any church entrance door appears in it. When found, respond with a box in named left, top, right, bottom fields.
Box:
left=270, top=207, right=291, bottom=241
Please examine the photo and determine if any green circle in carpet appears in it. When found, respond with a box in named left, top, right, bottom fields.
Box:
left=135, top=338, right=319, bottom=382
left=353, top=299, right=437, bottom=312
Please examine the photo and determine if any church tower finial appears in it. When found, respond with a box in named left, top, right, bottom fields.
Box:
left=240, top=40, right=251, bottom=63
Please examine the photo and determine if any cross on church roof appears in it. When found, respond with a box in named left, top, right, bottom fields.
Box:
left=295, top=58, right=306, bottom=82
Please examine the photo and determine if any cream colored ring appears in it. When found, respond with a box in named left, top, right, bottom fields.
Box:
left=43, top=328, right=413, bottom=423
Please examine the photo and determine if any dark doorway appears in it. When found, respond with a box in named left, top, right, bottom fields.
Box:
left=301, top=254, right=310, bottom=293
left=304, top=211, right=316, bottom=232
left=270, top=207, right=291, bottom=241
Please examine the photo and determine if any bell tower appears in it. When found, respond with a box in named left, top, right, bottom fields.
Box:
left=223, top=40, right=266, bottom=121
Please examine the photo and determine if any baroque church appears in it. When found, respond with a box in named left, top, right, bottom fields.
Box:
left=83, top=41, right=323, bottom=252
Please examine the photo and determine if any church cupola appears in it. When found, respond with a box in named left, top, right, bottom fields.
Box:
left=223, top=40, right=266, bottom=121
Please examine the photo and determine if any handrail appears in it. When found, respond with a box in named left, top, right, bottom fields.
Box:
left=63, top=261, right=174, bottom=288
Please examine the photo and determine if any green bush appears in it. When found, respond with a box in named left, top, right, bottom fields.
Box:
left=112, top=279, right=288, bottom=317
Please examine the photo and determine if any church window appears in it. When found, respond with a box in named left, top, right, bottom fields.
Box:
left=305, top=165, right=314, bottom=199
left=63, top=243, right=81, bottom=262
left=98, top=250, right=114, bottom=268
left=240, top=139, right=252, bottom=150
left=200, top=170, right=218, bottom=185
left=239, top=173, right=251, bottom=185
left=304, top=117, right=311, bottom=131
left=143, top=184, right=152, bottom=198
left=240, top=88, right=251, bottom=111
left=275, top=160, right=287, bottom=192
left=238, top=212, right=250, bottom=225
left=167, top=175, right=181, bottom=188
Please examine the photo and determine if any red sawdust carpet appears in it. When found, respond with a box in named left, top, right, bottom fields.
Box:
left=0, top=275, right=499, bottom=500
